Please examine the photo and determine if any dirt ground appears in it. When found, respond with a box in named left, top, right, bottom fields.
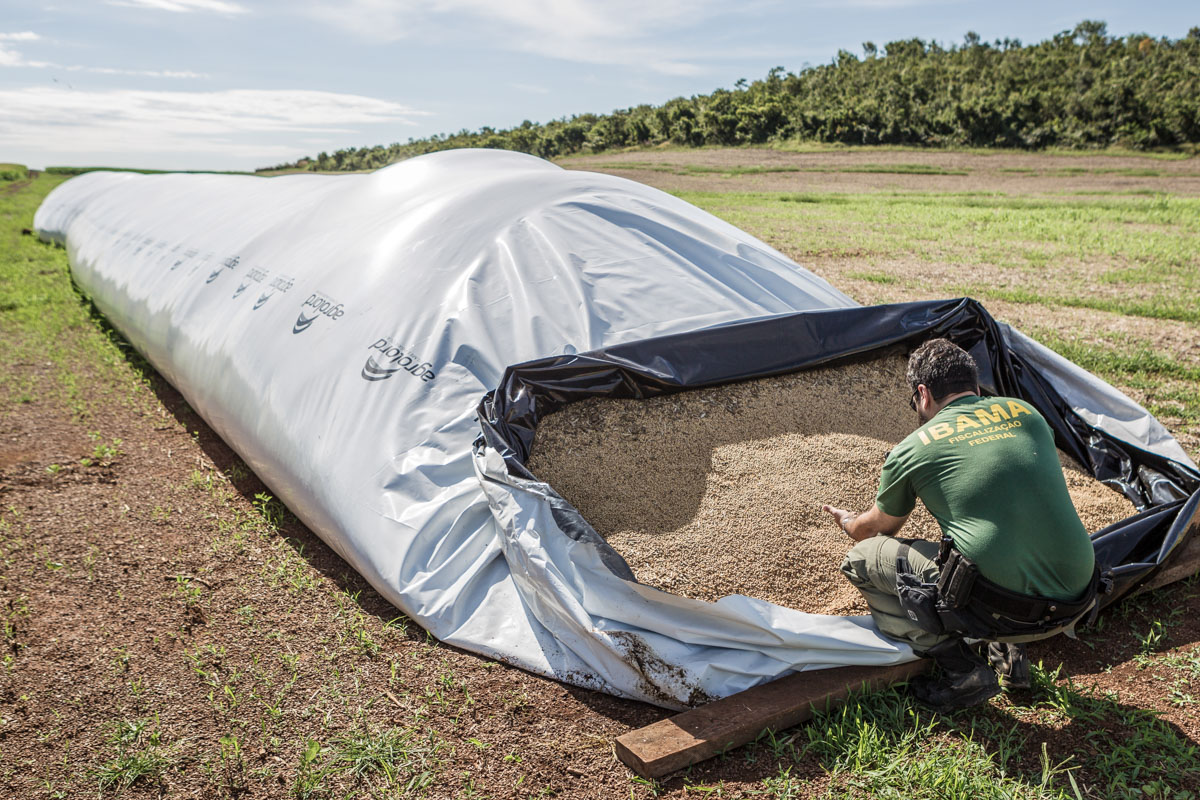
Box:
left=0, top=361, right=667, bottom=799
left=561, top=147, right=1200, bottom=196
left=2, top=150, right=1198, bottom=798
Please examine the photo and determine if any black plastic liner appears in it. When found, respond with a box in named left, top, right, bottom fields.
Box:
left=477, top=298, right=1200, bottom=607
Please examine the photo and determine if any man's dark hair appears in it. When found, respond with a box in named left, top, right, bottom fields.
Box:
left=907, top=339, right=979, bottom=401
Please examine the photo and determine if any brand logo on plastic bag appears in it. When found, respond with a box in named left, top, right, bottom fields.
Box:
left=293, top=292, right=344, bottom=334
left=206, top=255, right=240, bottom=284
left=158, top=243, right=182, bottom=268
left=362, top=338, right=435, bottom=383
left=234, top=266, right=268, bottom=300
left=172, top=248, right=199, bottom=271
left=252, top=274, right=294, bottom=310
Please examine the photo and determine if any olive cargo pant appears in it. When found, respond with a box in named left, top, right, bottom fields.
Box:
left=840, top=534, right=948, bottom=651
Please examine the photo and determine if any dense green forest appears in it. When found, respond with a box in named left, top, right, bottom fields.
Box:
left=267, top=21, right=1200, bottom=173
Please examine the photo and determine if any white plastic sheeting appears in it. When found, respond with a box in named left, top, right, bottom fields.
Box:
left=1002, top=325, right=1196, bottom=471
left=34, top=149, right=1191, bottom=707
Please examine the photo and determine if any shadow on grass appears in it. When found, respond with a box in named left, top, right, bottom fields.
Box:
left=762, top=667, right=1200, bottom=800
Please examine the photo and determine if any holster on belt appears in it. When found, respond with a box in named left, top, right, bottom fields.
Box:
left=896, top=536, right=1110, bottom=642
left=935, top=547, right=977, bottom=611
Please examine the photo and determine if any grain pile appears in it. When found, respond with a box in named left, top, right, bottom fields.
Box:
left=526, top=351, right=1135, bottom=615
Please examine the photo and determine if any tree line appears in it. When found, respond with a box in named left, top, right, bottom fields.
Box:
left=266, top=21, right=1200, bottom=173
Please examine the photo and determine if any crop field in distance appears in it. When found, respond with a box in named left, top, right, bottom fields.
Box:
left=0, top=146, right=1198, bottom=798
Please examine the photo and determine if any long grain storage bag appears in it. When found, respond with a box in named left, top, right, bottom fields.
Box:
left=36, top=149, right=1200, bottom=708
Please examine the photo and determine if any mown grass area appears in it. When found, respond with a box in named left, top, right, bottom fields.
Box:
left=3, top=165, right=1199, bottom=799
left=679, top=188, right=1200, bottom=438
left=0, top=172, right=152, bottom=419
left=43, top=166, right=260, bottom=176
left=679, top=191, right=1200, bottom=315
left=1029, top=331, right=1200, bottom=431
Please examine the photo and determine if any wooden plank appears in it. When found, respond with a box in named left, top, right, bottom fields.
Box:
left=614, top=659, right=928, bottom=779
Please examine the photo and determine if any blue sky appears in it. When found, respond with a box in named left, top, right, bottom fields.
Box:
left=1, top=1, right=1195, bottom=171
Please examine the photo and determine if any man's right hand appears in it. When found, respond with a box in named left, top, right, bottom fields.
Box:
left=822, top=503, right=911, bottom=542
left=822, top=505, right=857, bottom=535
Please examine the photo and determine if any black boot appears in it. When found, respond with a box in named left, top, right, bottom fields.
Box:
left=910, top=638, right=1000, bottom=712
left=987, top=642, right=1031, bottom=690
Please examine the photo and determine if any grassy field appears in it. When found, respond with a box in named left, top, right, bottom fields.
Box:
left=1, top=151, right=1199, bottom=799
left=672, top=189, right=1200, bottom=440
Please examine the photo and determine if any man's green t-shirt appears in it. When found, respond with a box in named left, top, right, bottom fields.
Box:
left=875, top=395, right=1095, bottom=600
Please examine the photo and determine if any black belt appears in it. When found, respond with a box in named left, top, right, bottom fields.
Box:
left=965, top=568, right=1096, bottom=624
left=896, top=538, right=1103, bottom=638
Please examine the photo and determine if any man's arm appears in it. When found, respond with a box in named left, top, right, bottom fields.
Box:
left=822, top=504, right=910, bottom=542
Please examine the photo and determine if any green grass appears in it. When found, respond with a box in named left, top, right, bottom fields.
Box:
left=676, top=185, right=1200, bottom=433
left=0, top=163, right=27, bottom=181
left=1027, top=331, right=1200, bottom=429
left=961, top=287, right=1200, bottom=325
left=747, top=665, right=1200, bottom=799
left=677, top=189, right=1200, bottom=325
left=43, top=165, right=258, bottom=176
left=843, top=163, right=968, bottom=175
left=0, top=171, right=157, bottom=417
left=801, top=691, right=1064, bottom=799
left=998, top=167, right=1182, bottom=178
left=293, top=725, right=447, bottom=798
left=846, top=270, right=899, bottom=284
left=91, top=718, right=173, bottom=794
left=1047, top=167, right=1173, bottom=178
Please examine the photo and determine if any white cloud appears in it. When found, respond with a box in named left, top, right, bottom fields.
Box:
left=304, top=0, right=728, bottom=75
left=0, top=87, right=428, bottom=159
left=78, top=65, right=210, bottom=78
left=0, top=33, right=207, bottom=77
left=106, top=0, right=249, bottom=14
left=0, top=42, right=49, bottom=68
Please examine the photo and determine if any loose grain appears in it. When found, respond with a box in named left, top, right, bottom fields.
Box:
left=526, top=352, right=1135, bottom=615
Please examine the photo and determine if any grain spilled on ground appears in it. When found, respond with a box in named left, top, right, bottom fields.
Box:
left=526, top=352, right=1135, bottom=615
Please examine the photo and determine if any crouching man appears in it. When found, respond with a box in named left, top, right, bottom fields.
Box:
left=823, top=338, right=1102, bottom=711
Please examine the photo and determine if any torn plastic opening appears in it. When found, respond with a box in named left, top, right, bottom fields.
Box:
left=478, top=297, right=1199, bottom=609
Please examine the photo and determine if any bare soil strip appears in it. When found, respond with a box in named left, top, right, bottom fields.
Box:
left=562, top=148, right=1200, bottom=196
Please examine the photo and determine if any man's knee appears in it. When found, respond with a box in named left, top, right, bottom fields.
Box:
left=840, top=535, right=891, bottom=590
